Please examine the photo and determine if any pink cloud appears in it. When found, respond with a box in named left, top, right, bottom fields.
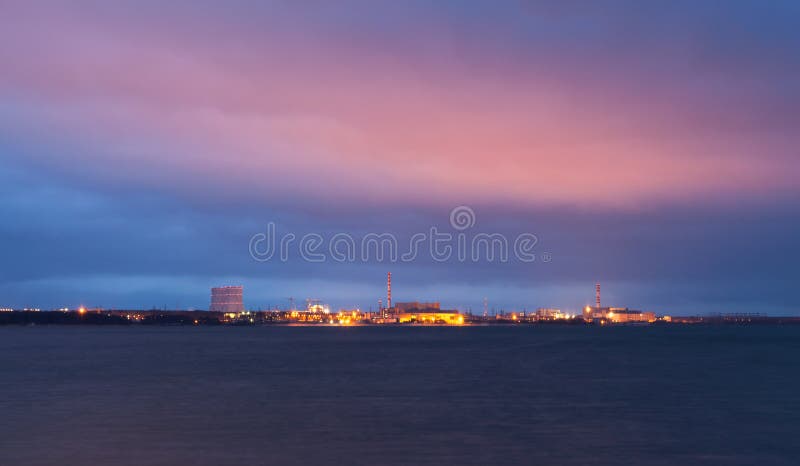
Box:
left=1, top=3, right=797, bottom=209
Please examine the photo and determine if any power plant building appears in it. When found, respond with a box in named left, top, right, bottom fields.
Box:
left=394, top=302, right=440, bottom=312
left=393, top=302, right=463, bottom=324
left=397, top=309, right=464, bottom=325
left=536, top=308, right=566, bottom=320
left=583, top=306, right=655, bottom=324
left=210, top=286, right=244, bottom=313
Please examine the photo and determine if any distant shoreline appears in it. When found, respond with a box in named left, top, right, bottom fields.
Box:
left=1, top=310, right=798, bottom=326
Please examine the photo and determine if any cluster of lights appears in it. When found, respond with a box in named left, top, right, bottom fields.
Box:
left=332, top=310, right=364, bottom=325
left=399, top=313, right=465, bottom=325
left=223, top=311, right=256, bottom=323
left=307, top=304, right=331, bottom=314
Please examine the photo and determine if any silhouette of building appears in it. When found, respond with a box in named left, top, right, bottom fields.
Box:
left=210, top=286, right=244, bottom=313
left=394, top=302, right=440, bottom=312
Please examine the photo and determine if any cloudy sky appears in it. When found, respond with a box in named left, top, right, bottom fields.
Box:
left=1, top=0, right=799, bottom=314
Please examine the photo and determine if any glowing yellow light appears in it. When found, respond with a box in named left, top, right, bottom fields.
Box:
left=78, top=306, right=86, bottom=315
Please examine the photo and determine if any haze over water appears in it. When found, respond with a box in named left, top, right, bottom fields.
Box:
left=2, top=325, right=798, bottom=466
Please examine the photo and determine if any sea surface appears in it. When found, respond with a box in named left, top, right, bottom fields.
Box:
left=1, top=325, right=798, bottom=466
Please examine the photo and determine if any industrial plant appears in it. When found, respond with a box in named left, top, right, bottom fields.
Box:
left=5, top=274, right=793, bottom=326
left=581, top=283, right=658, bottom=324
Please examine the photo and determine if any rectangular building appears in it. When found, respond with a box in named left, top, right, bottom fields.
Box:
left=536, top=308, right=565, bottom=320
left=394, top=301, right=440, bottom=312
left=397, top=310, right=463, bottom=325
left=583, top=306, right=655, bottom=323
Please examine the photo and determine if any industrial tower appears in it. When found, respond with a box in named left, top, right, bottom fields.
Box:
left=595, top=283, right=601, bottom=309
left=387, top=272, right=392, bottom=311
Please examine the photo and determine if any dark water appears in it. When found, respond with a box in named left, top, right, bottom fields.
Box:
left=1, top=325, right=798, bottom=466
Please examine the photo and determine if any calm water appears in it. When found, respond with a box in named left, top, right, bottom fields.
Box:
left=1, top=325, right=798, bottom=466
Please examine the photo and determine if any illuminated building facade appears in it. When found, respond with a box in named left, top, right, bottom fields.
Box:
left=307, top=303, right=330, bottom=314
left=397, top=310, right=464, bottom=325
left=607, top=309, right=656, bottom=323
left=583, top=306, right=656, bottom=323
left=335, top=309, right=364, bottom=325
left=536, top=308, right=566, bottom=320
left=392, top=302, right=454, bottom=324
left=210, top=286, right=244, bottom=313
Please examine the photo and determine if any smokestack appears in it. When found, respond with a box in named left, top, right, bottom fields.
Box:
left=595, top=283, right=601, bottom=309
left=387, top=272, right=392, bottom=310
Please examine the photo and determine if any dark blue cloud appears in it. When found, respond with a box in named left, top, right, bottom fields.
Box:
left=1, top=156, right=798, bottom=314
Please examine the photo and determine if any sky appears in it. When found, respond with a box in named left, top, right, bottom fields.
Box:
left=1, top=0, right=799, bottom=314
